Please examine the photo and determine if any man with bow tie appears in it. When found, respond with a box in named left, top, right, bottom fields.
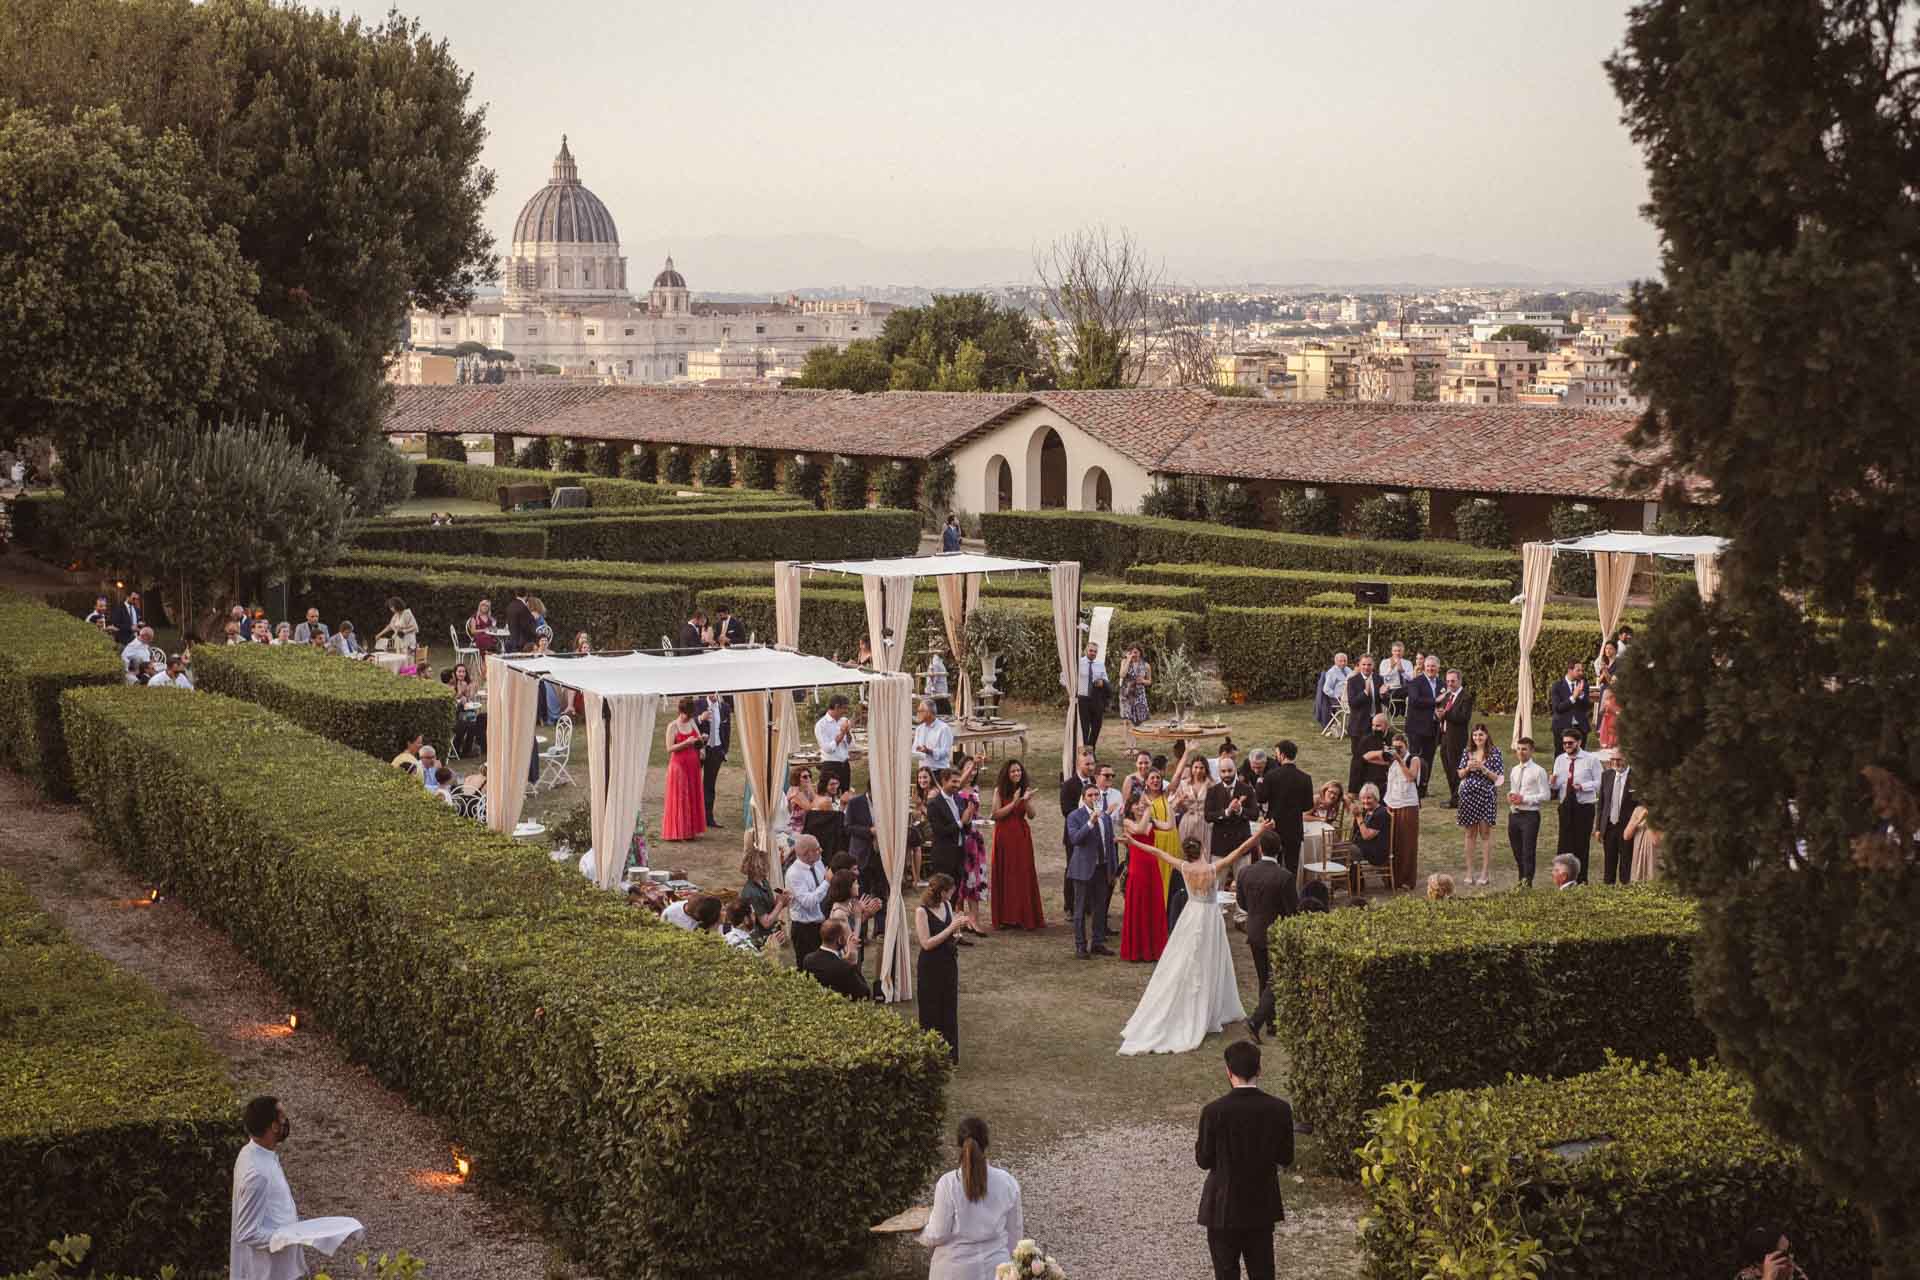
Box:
left=1064, top=782, right=1118, bottom=959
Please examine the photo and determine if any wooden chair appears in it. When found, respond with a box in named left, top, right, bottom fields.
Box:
left=1351, top=807, right=1397, bottom=896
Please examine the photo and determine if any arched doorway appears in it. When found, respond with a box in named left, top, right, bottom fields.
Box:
left=988, top=455, right=1013, bottom=511
left=1081, top=466, right=1113, bottom=512
left=1039, top=429, right=1067, bottom=508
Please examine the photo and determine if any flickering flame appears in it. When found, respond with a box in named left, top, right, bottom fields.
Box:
left=148, top=887, right=160, bottom=903
left=287, top=1013, right=299, bottom=1032
left=454, top=1153, right=471, bottom=1179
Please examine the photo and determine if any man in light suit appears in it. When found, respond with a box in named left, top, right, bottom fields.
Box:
left=1064, top=782, right=1117, bottom=959
left=1196, top=1040, right=1294, bottom=1280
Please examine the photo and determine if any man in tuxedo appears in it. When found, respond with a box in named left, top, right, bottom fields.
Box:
left=1437, top=669, right=1476, bottom=809
left=925, top=768, right=969, bottom=884
left=502, top=588, right=539, bottom=655
left=108, top=591, right=143, bottom=647
left=1550, top=660, right=1592, bottom=743
left=1595, top=755, right=1638, bottom=885
left=1236, top=832, right=1297, bottom=1042
left=1404, top=655, right=1444, bottom=797
left=676, top=608, right=709, bottom=654
left=693, top=694, right=731, bottom=828
left=800, top=920, right=873, bottom=1000
left=712, top=604, right=747, bottom=647
left=1196, top=1040, right=1294, bottom=1280
left=1260, top=741, right=1313, bottom=873
left=841, top=783, right=885, bottom=939
left=1064, top=783, right=1117, bottom=958
left=1076, top=640, right=1109, bottom=752
left=1344, top=654, right=1384, bottom=794
left=1059, top=748, right=1096, bottom=915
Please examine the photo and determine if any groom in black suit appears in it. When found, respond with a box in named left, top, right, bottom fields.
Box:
left=1196, top=1040, right=1295, bottom=1280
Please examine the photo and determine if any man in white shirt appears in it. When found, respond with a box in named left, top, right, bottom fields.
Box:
left=1550, top=731, right=1602, bottom=884
left=1380, top=641, right=1415, bottom=719
left=1076, top=640, right=1109, bottom=752
left=121, top=626, right=156, bottom=678
left=1313, top=653, right=1351, bottom=728
left=1504, top=736, right=1552, bottom=886
left=814, top=694, right=854, bottom=795
left=912, top=699, right=954, bottom=771
left=147, top=654, right=192, bottom=690
left=231, top=1095, right=306, bottom=1280
left=784, top=834, right=831, bottom=966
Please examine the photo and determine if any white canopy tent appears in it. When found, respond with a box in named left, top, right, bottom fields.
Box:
left=778, top=553, right=1086, bottom=778
left=483, top=647, right=924, bottom=996
left=1513, top=531, right=1729, bottom=745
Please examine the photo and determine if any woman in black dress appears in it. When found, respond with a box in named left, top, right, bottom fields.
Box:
left=915, top=872, right=971, bottom=1063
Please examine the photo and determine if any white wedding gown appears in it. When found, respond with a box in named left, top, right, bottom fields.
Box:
left=1117, top=878, right=1245, bottom=1055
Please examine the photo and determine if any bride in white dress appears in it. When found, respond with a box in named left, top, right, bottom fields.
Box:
left=1119, top=820, right=1271, bottom=1056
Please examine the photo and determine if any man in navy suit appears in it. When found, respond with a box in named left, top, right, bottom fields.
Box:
left=693, top=695, right=731, bottom=828
left=108, top=591, right=143, bottom=647
left=1345, top=654, right=1385, bottom=794
left=1064, top=782, right=1117, bottom=959
left=1404, top=655, right=1444, bottom=798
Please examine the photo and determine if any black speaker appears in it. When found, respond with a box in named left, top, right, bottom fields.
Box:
left=1354, top=582, right=1392, bottom=606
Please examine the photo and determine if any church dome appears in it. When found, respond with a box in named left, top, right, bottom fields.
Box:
left=653, top=256, right=687, bottom=289
left=511, top=136, right=619, bottom=246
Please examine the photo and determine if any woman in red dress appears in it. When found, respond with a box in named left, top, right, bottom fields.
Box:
left=988, top=759, right=1044, bottom=930
left=660, top=697, right=707, bottom=841
left=1119, top=792, right=1170, bottom=961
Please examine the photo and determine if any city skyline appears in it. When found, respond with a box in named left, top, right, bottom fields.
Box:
left=337, top=0, right=1659, bottom=290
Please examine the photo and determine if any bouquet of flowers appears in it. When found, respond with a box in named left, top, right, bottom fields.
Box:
left=996, top=1239, right=1066, bottom=1280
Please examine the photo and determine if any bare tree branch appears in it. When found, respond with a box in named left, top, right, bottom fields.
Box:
left=1032, top=224, right=1165, bottom=388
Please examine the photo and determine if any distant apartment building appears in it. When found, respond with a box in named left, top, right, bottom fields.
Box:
left=1373, top=320, right=1471, bottom=344
left=385, top=351, right=458, bottom=386
left=1469, top=310, right=1571, bottom=343
left=1351, top=340, right=1446, bottom=402
left=1440, top=340, right=1549, bottom=405
left=1214, top=348, right=1287, bottom=391
left=1517, top=338, right=1645, bottom=410
left=1574, top=308, right=1637, bottom=344
left=1286, top=341, right=1361, bottom=400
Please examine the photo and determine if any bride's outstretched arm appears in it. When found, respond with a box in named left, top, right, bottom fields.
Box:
left=1127, top=836, right=1185, bottom=871
left=1213, top=820, right=1274, bottom=875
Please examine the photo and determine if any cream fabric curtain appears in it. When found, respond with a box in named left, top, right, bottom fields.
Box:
left=582, top=692, right=659, bottom=890
left=1593, top=551, right=1640, bottom=667
left=484, top=655, right=541, bottom=833
left=775, top=560, right=801, bottom=649
left=1511, top=543, right=1556, bottom=748
left=1694, top=552, right=1722, bottom=603
left=934, top=573, right=982, bottom=718
left=868, top=673, right=916, bottom=1001
left=861, top=574, right=915, bottom=672
left=734, top=690, right=781, bottom=857
left=1050, top=562, right=1083, bottom=778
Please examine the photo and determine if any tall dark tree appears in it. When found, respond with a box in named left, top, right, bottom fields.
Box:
left=875, top=293, right=1049, bottom=390
left=1609, top=2, right=1920, bottom=1271
left=0, top=0, right=496, bottom=498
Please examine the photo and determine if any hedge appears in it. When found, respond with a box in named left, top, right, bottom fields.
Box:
left=192, top=643, right=456, bottom=763
left=1125, top=562, right=1513, bottom=607
left=540, top=508, right=918, bottom=562
left=350, top=519, right=552, bottom=558
left=298, top=567, right=686, bottom=656
left=1359, top=1058, right=1872, bottom=1279
left=60, top=688, right=949, bottom=1279
left=982, top=510, right=1520, bottom=581
left=0, top=589, right=126, bottom=798
left=0, top=871, right=241, bottom=1277
left=411, top=459, right=802, bottom=509
left=706, top=586, right=1200, bottom=699
left=5, top=491, right=73, bottom=565
left=1271, top=886, right=1710, bottom=1175
left=1297, top=590, right=1646, bottom=625
left=1208, top=604, right=1599, bottom=711
left=345, top=550, right=780, bottom=595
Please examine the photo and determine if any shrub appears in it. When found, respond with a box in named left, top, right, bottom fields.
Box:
left=192, top=644, right=455, bottom=762
left=1359, top=1059, right=1874, bottom=1280
left=0, top=589, right=125, bottom=798
left=708, top=586, right=1199, bottom=697
left=1270, top=886, right=1711, bottom=1174
left=1205, top=479, right=1262, bottom=529
left=539, top=509, right=919, bottom=563
left=424, top=434, right=468, bottom=463
left=0, top=871, right=241, bottom=1276
left=1270, top=486, right=1341, bottom=536
left=877, top=459, right=919, bottom=510
left=1548, top=502, right=1610, bottom=595
left=698, top=448, right=733, bottom=489
left=590, top=441, right=624, bottom=477
left=1126, top=562, right=1512, bottom=607
left=784, top=454, right=825, bottom=508
left=347, top=550, right=779, bottom=593
left=352, top=521, right=551, bottom=558
left=1453, top=496, right=1514, bottom=550
left=410, top=459, right=594, bottom=504
left=739, top=448, right=778, bottom=489
left=623, top=447, right=658, bottom=482
left=360, top=445, right=417, bottom=514
left=515, top=436, right=552, bottom=470
left=829, top=455, right=868, bottom=510
left=982, top=510, right=1518, bottom=582
left=4, top=491, right=73, bottom=565
left=1349, top=493, right=1424, bottom=542
left=662, top=445, right=692, bottom=484
left=920, top=457, right=955, bottom=529
left=1207, top=603, right=1597, bottom=709
left=1297, top=591, right=1639, bottom=624
left=300, top=567, right=685, bottom=654
left=60, top=688, right=949, bottom=1280
left=556, top=439, right=590, bottom=472
left=1138, top=478, right=1191, bottom=521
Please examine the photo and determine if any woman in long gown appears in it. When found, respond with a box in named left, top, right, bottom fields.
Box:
left=1119, top=793, right=1170, bottom=961
left=1166, top=754, right=1210, bottom=932
left=1146, top=768, right=1185, bottom=902
left=1118, top=821, right=1271, bottom=1056
left=954, top=758, right=989, bottom=936
left=988, top=760, right=1044, bottom=930
left=916, top=873, right=970, bottom=1064
left=660, top=697, right=708, bottom=841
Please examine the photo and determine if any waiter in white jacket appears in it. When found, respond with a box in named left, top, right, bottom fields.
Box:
left=232, top=1096, right=305, bottom=1279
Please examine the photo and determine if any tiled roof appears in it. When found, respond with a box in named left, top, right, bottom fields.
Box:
left=381, top=385, right=1026, bottom=460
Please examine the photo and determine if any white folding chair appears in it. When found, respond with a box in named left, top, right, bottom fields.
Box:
left=536, top=714, right=575, bottom=792
left=449, top=624, right=478, bottom=672
left=1322, top=695, right=1350, bottom=739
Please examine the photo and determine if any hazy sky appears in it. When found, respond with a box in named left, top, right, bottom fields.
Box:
left=337, top=0, right=1659, bottom=289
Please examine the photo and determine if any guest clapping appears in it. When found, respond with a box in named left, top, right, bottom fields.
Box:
left=916, top=874, right=970, bottom=1063
left=800, top=919, right=872, bottom=1000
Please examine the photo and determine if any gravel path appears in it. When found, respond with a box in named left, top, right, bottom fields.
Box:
left=0, top=770, right=578, bottom=1279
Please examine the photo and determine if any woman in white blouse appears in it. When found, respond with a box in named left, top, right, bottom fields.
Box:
left=919, top=1115, right=1022, bottom=1280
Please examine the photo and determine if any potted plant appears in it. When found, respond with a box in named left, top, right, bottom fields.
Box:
left=1157, top=644, right=1203, bottom=724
